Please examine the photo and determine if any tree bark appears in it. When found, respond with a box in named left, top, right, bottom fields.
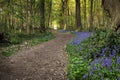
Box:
left=59, top=0, right=68, bottom=30
left=89, top=0, right=93, bottom=31
left=75, top=0, right=82, bottom=30
left=47, top=0, right=52, bottom=28
left=102, top=0, right=120, bottom=31
left=83, top=0, right=87, bottom=29
left=40, top=0, right=46, bottom=33
left=26, top=0, right=29, bottom=34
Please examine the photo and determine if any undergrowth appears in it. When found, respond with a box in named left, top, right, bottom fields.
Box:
left=0, top=32, right=55, bottom=57
left=66, top=29, right=120, bottom=80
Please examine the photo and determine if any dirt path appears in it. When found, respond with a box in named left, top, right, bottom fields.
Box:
left=0, top=33, right=73, bottom=80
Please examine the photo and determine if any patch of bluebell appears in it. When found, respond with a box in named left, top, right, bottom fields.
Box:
left=72, top=32, right=92, bottom=45
left=67, top=30, right=120, bottom=80
left=58, top=30, right=75, bottom=33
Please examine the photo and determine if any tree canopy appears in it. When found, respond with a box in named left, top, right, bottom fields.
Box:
left=0, top=0, right=119, bottom=33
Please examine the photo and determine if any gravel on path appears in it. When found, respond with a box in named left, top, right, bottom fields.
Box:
left=0, top=33, right=73, bottom=80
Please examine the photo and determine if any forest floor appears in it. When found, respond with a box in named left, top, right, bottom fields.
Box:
left=0, top=31, right=73, bottom=80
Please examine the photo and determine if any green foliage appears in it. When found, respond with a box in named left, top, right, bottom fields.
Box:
left=10, top=34, right=22, bottom=44
left=28, top=32, right=55, bottom=46
left=66, top=43, right=90, bottom=80
left=1, top=32, right=55, bottom=57
left=68, top=57, right=89, bottom=80
left=67, top=30, right=120, bottom=80
left=80, top=30, right=120, bottom=60
left=66, top=43, right=80, bottom=56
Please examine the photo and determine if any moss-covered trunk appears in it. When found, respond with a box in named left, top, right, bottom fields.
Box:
left=102, top=0, right=120, bottom=31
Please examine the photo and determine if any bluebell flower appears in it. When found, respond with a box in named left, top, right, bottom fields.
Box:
left=110, top=69, right=112, bottom=72
left=100, top=51, right=105, bottom=56
left=72, top=32, right=91, bottom=45
left=114, top=45, right=118, bottom=50
left=102, top=48, right=105, bottom=54
left=93, top=66, right=97, bottom=70
left=95, top=58, right=99, bottom=63
left=79, top=46, right=83, bottom=51
left=98, top=72, right=102, bottom=76
left=90, top=59, right=98, bottom=67
left=82, top=54, right=84, bottom=58
left=118, top=78, right=120, bottom=80
left=83, top=74, right=88, bottom=78
left=110, top=50, right=116, bottom=58
left=110, top=49, right=116, bottom=56
left=104, top=47, right=110, bottom=51
left=102, top=58, right=112, bottom=67
left=117, top=57, right=120, bottom=64
left=91, top=61, right=95, bottom=67
left=100, top=78, right=104, bottom=80
left=90, top=71, right=93, bottom=75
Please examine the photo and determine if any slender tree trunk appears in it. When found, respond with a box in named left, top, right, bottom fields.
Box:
left=75, top=0, right=82, bottom=30
left=0, top=8, right=2, bottom=22
left=26, top=0, right=29, bottom=34
left=7, top=0, right=11, bottom=31
left=47, top=0, right=52, bottom=28
left=10, top=0, right=13, bottom=29
left=32, top=0, right=35, bottom=34
left=84, top=0, right=87, bottom=29
left=0, top=8, right=3, bottom=32
left=64, top=0, right=68, bottom=30
left=89, top=0, right=93, bottom=31
left=20, top=0, right=24, bottom=32
left=40, top=0, right=46, bottom=33
left=30, top=0, right=33, bottom=34
left=59, top=0, right=68, bottom=30
left=60, top=0, right=65, bottom=29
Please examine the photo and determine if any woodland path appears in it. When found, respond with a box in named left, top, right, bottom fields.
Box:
left=0, top=32, right=73, bottom=80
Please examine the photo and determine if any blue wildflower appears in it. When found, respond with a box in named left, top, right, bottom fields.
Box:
left=104, top=47, right=110, bottom=51
left=98, top=72, right=102, bottom=76
left=100, top=78, right=104, bottom=80
left=82, top=54, right=84, bottom=58
left=72, top=32, right=91, bottom=45
left=95, top=58, right=99, bottom=63
left=102, top=58, right=112, bottom=67
left=100, top=51, right=105, bottom=56
left=90, top=61, right=95, bottom=67
left=90, top=71, right=93, bottom=75
left=117, top=57, right=120, bottom=64
left=102, top=48, right=105, bottom=54
left=83, top=74, right=88, bottom=78
left=114, top=45, right=118, bottom=50
left=93, top=66, right=97, bottom=70
left=110, top=69, right=112, bottom=72
left=110, top=49, right=116, bottom=56
left=79, top=46, right=83, bottom=51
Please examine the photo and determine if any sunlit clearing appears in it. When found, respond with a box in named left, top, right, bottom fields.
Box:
left=54, top=24, right=57, bottom=30
left=0, top=8, right=2, bottom=12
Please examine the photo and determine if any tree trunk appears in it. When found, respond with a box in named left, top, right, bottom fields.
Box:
left=89, top=0, right=93, bottom=31
left=102, top=0, right=120, bottom=31
left=59, top=0, right=68, bottom=30
left=40, top=0, right=46, bottom=33
left=7, top=0, right=11, bottom=30
left=26, top=0, right=29, bottom=34
left=30, top=0, right=33, bottom=34
left=83, top=0, right=87, bottom=29
left=47, top=0, right=52, bottom=28
left=75, top=0, right=82, bottom=30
